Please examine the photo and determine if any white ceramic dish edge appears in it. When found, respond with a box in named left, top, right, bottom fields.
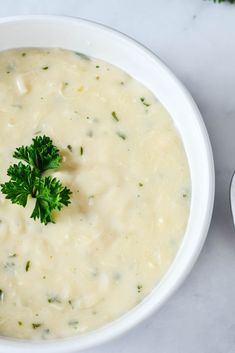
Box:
left=0, top=15, right=215, bottom=353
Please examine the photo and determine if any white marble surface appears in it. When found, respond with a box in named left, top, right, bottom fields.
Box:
left=0, top=1, right=234, bottom=352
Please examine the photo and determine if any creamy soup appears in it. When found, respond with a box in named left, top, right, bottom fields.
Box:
left=0, top=48, right=190, bottom=339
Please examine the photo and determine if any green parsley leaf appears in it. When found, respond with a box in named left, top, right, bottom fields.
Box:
left=1, top=162, right=37, bottom=206
left=31, top=176, right=72, bottom=225
left=13, top=135, right=61, bottom=173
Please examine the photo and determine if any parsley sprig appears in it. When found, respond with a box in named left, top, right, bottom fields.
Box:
left=1, top=136, right=72, bottom=225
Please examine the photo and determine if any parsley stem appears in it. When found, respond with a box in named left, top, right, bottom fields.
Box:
left=32, top=187, right=37, bottom=198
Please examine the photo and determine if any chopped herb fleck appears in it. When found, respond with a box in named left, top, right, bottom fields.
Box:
left=32, top=323, right=42, bottom=329
left=140, top=97, right=150, bottom=107
left=117, top=131, right=126, bottom=140
left=67, top=145, right=72, bottom=152
left=18, top=321, right=23, bottom=326
left=120, top=81, right=124, bottom=85
left=139, top=182, right=143, bottom=187
left=68, top=320, right=79, bottom=328
left=0, top=289, right=4, bottom=301
left=42, top=328, right=50, bottom=339
left=78, top=85, right=84, bottom=92
left=41, top=328, right=50, bottom=339
left=8, top=253, right=17, bottom=258
left=96, top=65, right=100, bottom=68
left=80, top=146, right=84, bottom=156
left=42, top=66, right=49, bottom=70
left=113, top=272, right=121, bottom=281
left=74, top=52, right=90, bottom=61
left=48, top=296, right=61, bottom=304
left=182, top=193, right=187, bottom=198
left=87, top=130, right=93, bottom=138
left=21, top=53, right=26, bottom=57
left=25, top=260, right=31, bottom=272
left=68, top=299, right=74, bottom=309
left=12, top=104, right=23, bottom=109
left=137, top=284, right=143, bottom=293
left=34, top=130, right=42, bottom=135
left=96, top=76, right=100, bottom=80
left=4, top=262, right=15, bottom=270
left=112, top=111, right=119, bottom=122
left=11, top=104, right=23, bottom=109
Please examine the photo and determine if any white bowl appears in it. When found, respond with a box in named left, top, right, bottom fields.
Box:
left=0, top=15, right=215, bottom=353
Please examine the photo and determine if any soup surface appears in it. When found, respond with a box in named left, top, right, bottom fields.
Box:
left=0, top=48, right=190, bottom=339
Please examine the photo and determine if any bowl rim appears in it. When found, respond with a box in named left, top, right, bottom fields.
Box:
left=0, top=15, right=215, bottom=353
